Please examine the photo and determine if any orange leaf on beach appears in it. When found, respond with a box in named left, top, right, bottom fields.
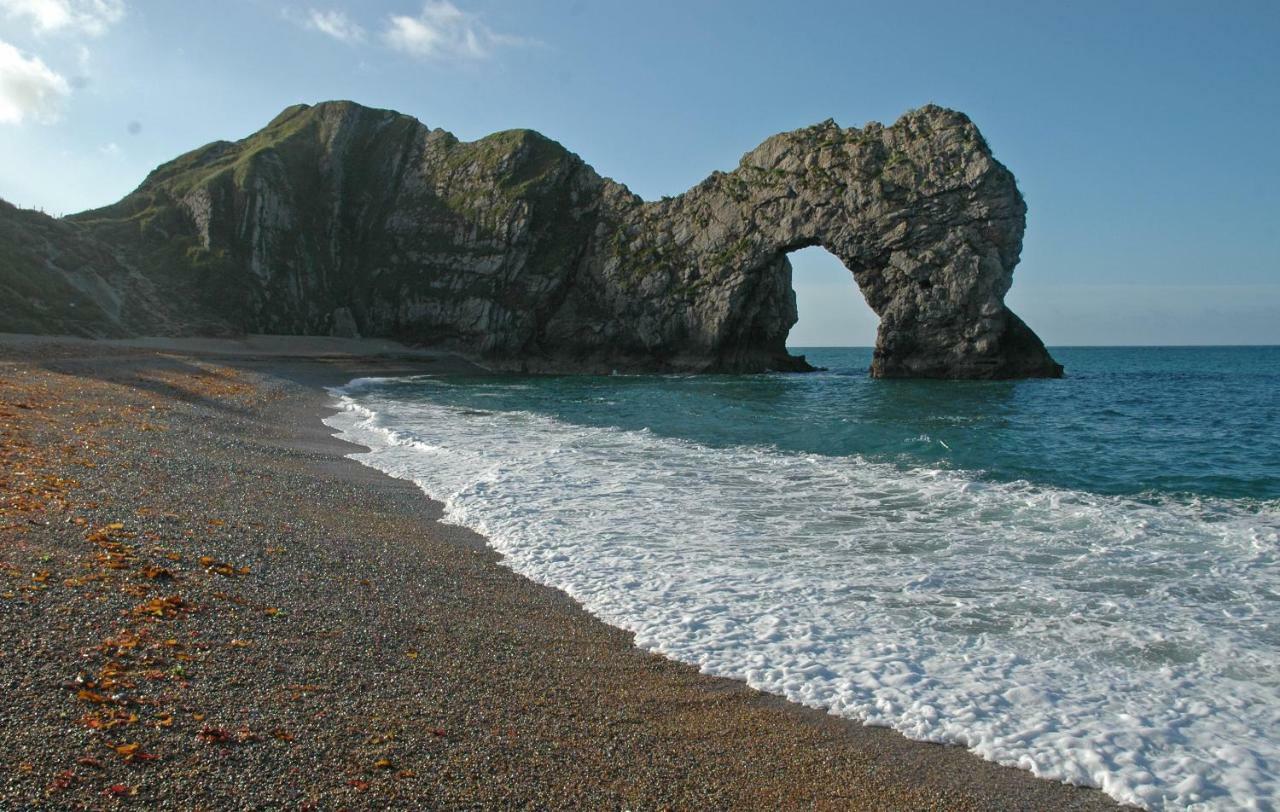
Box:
left=79, top=710, right=137, bottom=730
left=196, top=726, right=230, bottom=744
left=101, top=634, right=139, bottom=653
left=114, top=743, right=141, bottom=758
left=372, top=758, right=393, bottom=770
left=48, top=770, right=76, bottom=792
left=200, top=556, right=247, bottom=577
left=130, top=594, right=187, bottom=618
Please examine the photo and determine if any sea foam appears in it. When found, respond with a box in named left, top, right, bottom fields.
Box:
left=324, top=378, right=1279, bottom=811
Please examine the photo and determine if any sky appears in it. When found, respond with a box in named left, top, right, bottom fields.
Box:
left=0, top=0, right=1276, bottom=346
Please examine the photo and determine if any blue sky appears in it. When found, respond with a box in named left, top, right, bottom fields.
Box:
left=0, top=0, right=1276, bottom=345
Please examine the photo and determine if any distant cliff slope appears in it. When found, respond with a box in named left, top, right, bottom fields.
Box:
left=1, top=100, right=1061, bottom=378
left=0, top=200, right=168, bottom=338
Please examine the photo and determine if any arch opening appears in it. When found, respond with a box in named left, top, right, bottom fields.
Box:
left=785, top=245, right=879, bottom=351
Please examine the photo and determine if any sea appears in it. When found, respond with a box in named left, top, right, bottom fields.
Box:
left=323, top=346, right=1280, bottom=811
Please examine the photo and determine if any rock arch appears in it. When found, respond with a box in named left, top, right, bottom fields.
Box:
left=551, top=105, right=1063, bottom=378
left=31, top=100, right=1062, bottom=379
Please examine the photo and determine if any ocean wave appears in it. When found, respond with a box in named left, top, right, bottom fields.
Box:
left=324, top=382, right=1280, bottom=811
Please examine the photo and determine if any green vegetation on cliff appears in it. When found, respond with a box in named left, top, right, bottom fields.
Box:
left=1, top=100, right=1060, bottom=378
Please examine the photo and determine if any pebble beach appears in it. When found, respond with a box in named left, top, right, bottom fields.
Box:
left=0, top=335, right=1123, bottom=809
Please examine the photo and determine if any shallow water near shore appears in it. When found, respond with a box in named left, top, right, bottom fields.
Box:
left=324, top=346, right=1280, bottom=811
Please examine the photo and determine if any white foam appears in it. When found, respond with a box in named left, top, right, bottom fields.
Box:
left=324, top=381, right=1280, bottom=810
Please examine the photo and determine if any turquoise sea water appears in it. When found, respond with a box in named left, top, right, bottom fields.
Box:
left=376, top=346, right=1280, bottom=500
left=326, top=346, right=1280, bottom=810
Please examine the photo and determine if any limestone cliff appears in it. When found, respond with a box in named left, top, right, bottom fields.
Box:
left=2, top=100, right=1061, bottom=378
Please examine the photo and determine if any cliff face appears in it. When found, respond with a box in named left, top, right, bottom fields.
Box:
left=67, top=103, right=606, bottom=356
left=0, top=199, right=190, bottom=338
left=4, top=100, right=1061, bottom=378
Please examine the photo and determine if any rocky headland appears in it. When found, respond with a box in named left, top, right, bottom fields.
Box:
left=0, top=101, right=1062, bottom=378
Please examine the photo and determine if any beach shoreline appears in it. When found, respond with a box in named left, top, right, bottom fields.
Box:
left=0, top=334, right=1122, bottom=809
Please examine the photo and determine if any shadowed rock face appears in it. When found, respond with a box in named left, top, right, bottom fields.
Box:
left=2, top=100, right=1061, bottom=378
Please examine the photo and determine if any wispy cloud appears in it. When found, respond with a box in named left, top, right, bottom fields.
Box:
left=0, top=0, right=125, bottom=37
left=294, top=8, right=366, bottom=44
left=287, top=3, right=527, bottom=61
left=383, top=1, right=525, bottom=60
left=0, top=38, right=70, bottom=124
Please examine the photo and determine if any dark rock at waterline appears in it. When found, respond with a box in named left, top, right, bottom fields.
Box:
left=0, top=100, right=1061, bottom=378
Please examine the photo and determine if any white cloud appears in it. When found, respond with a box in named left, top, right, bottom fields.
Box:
left=0, top=0, right=125, bottom=37
left=98, top=141, right=119, bottom=156
left=0, top=3, right=121, bottom=123
left=383, top=1, right=523, bottom=60
left=0, top=38, right=70, bottom=124
left=301, top=8, right=365, bottom=44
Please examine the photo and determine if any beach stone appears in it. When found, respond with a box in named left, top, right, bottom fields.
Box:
left=0, top=101, right=1061, bottom=378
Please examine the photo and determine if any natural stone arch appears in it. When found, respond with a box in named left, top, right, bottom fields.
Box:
left=40, top=100, right=1061, bottom=379
left=551, top=105, right=1063, bottom=378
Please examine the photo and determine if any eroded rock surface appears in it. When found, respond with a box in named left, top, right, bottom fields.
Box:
left=2, top=100, right=1061, bottom=378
